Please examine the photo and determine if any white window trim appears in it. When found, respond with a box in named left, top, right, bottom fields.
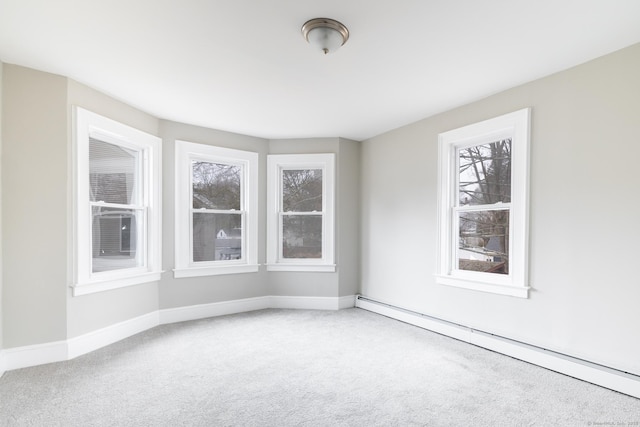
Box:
left=436, top=108, right=531, bottom=298
left=72, top=107, right=162, bottom=296
left=266, top=153, right=335, bottom=272
left=174, top=140, right=258, bottom=278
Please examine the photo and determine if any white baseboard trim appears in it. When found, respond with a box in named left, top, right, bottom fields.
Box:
left=160, top=295, right=356, bottom=324
left=0, top=350, right=6, bottom=377
left=67, top=311, right=160, bottom=359
left=269, top=295, right=355, bottom=310
left=355, top=295, right=640, bottom=399
left=3, top=340, right=68, bottom=371
left=159, top=296, right=271, bottom=324
left=1, top=294, right=356, bottom=373
left=339, top=295, right=357, bottom=309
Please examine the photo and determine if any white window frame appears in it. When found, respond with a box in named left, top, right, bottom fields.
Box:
left=174, top=140, right=258, bottom=278
left=267, top=153, right=335, bottom=272
left=72, top=107, right=162, bottom=296
left=436, top=108, right=530, bottom=298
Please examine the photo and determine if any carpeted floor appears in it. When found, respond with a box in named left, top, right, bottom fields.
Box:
left=1, top=308, right=639, bottom=426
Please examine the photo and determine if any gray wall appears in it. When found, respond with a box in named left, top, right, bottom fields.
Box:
left=2, top=65, right=68, bottom=347
left=159, top=130, right=359, bottom=306
left=0, top=61, right=3, bottom=353
left=0, top=64, right=361, bottom=350
left=360, top=43, right=640, bottom=375
left=66, top=79, right=163, bottom=339
left=8, top=41, right=635, bottom=379
left=268, top=138, right=340, bottom=297
left=266, top=138, right=361, bottom=298
left=0, top=66, right=166, bottom=345
left=158, top=120, right=270, bottom=309
left=337, top=138, right=360, bottom=297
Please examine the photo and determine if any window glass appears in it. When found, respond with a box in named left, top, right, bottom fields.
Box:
left=282, top=215, right=322, bottom=259
left=192, top=212, right=243, bottom=262
left=191, top=160, right=244, bottom=264
left=192, top=161, right=241, bottom=210
left=282, top=169, right=323, bottom=212
left=266, top=154, right=335, bottom=271
left=89, top=138, right=139, bottom=205
left=91, top=207, right=141, bottom=272
left=456, top=139, right=512, bottom=276
left=458, top=139, right=511, bottom=206
left=457, top=210, right=509, bottom=275
left=89, top=138, right=144, bottom=274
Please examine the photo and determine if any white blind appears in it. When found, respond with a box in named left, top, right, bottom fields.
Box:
left=89, top=137, right=139, bottom=205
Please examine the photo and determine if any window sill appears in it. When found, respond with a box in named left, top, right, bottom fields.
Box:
left=72, top=271, right=162, bottom=296
left=173, top=264, right=259, bottom=278
left=435, top=274, right=529, bottom=298
left=266, top=264, right=336, bottom=273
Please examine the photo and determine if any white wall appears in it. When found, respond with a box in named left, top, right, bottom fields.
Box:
left=360, top=43, right=640, bottom=376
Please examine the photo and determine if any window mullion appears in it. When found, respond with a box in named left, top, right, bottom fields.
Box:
left=455, top=203, right=511, bottom=213
left=191, top=208, right=245, bottom=214
left=281, top=211, right=323, bottom=216
left=90, top=201, right=145, bottom=210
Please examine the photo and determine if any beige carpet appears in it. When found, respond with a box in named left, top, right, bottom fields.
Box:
left=1, top=308, right=639, bottom=426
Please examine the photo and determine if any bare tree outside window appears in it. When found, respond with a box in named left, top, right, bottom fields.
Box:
left=192, top=161, right=243, bottom=262
left=281, top=169, right=323, bottom=259
left=192, top=162, right=241, bottom=210
left=457, top=139, right=511, bottom=274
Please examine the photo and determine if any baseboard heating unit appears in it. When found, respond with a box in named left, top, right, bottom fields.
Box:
left=354, top=295, right=640, bottom=399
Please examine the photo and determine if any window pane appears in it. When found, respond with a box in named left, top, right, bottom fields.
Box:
left=458, top=139, right=511, bottom=206
left=282, top=169, right=323, bottom=212
left=282, top=215, right=322, bottom=259
left=193, top=212, right=242, bottom=262
left=458, top=210, right=509, bottom=274
left=90, top=138, right=139, bottom=205
left=92, top=207, right=142, bottom=272
left=192, top=161, right=241, bottom=210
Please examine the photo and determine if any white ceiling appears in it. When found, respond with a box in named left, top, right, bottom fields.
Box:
left=1, top=1, right=639, bottom=141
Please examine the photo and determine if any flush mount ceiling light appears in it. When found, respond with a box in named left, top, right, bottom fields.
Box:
left=301, top=18, right=349, bottom=55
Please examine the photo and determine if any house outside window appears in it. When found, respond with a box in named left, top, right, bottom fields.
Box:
left=174, top=140, right=258, bottom=278
left=73, top=107, right=162, bottom=296
left=436, top=108, right=530, bottom=298
left=267, top=154, right=335, bottom=272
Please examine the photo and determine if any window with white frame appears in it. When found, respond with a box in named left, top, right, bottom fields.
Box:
left=436, top=108, right=530, bottom=298
left=267, top=154, right=335, bottom=272
left=73, top=107, right=162, bottom=296
left=174, top=140, right=258, bottom=278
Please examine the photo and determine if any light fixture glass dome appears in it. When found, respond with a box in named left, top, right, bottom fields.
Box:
left=302, top=18, right=349, bottom=55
